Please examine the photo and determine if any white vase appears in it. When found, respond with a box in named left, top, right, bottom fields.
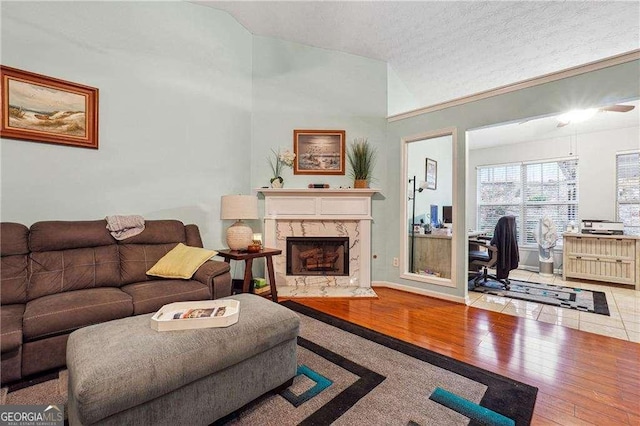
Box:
left=270, top=176, right=283, bottom=188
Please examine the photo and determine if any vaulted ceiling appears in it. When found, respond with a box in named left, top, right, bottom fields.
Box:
left=198, top=1, right=639, bottom=110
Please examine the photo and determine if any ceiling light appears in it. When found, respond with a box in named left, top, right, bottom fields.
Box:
left=556, top=108, right=598, bottom=125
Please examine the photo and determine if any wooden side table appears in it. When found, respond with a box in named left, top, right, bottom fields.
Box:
left=216, top=248, right=282, bottom=302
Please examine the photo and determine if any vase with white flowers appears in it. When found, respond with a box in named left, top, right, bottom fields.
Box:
left=268, top=148, right=296, bottom=188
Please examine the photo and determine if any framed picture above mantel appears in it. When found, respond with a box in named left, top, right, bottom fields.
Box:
left=293, top=129, right=345, bottom=175
left=0, top=66, right=99, bottom=149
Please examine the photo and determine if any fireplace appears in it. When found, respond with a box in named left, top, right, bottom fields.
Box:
left=258, top=188, right=378, bottom=298
left=286, top=237, right=349, bottom=276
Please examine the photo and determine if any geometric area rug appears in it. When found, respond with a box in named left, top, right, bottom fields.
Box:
left=220, top=301, right=538, bottom=426
left=1, top=301, right=538, bottom=426
left=471, top=279, right=610, bottom=316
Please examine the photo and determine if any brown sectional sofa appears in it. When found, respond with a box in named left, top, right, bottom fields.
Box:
left=0, top=219, right=231, bottom=384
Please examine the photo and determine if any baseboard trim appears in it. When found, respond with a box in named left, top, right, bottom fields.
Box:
left=372, top=281, right=468, bottom=304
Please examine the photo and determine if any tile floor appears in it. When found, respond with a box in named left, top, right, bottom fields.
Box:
left=468, top=269, right=640, bottom=343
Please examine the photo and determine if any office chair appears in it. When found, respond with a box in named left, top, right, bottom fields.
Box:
left=469, top=215, right=519, bottom=290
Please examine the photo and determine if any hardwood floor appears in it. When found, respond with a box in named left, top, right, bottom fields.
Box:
left=290, top=287, right=640, bottom=425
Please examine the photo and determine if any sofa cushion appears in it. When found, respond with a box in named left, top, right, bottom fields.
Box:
left=117, top=221, right=196, bottom=285
left=1, top=254, right=28, bottom=305
left=1, top=304, right=25, bottom=353
left=1, top=223, right=29, bottom=256
left=121, top=280, right=211, bottom=315
left=115, top=220, right=186, bottom=245
left=23, top=288, right=133, bottom=341
left=146, top=243, right=217, bottom=279
left=1, top=223, right=30, bottom=305
left=30, top=220, right=115, bottom=252
left=119, top=243, right=179, bottom=285
left=184, top=224, right=203, bottom=248
left=28, top=245, right=121, bottom=301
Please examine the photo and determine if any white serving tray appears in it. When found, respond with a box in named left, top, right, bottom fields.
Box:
left=150, top=300, right=239, bottom=332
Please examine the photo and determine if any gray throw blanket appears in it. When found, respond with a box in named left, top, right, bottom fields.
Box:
left=105, top=215, right=145, bottom=240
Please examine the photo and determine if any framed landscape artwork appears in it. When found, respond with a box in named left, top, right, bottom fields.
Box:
left=0, top=66, right=99, bottom=149
left=425, top=158, right=437, bottom=190
left=293, top=129, right=345, bottom=175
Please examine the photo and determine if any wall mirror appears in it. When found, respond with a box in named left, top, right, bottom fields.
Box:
left=400, top=129, right=456, bottom=286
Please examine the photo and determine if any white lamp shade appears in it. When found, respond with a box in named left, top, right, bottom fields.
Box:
left=220, top=195, right=258, bottom=220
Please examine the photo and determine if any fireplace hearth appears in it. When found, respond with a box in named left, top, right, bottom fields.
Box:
left=286, top=237, right=349, bottom=276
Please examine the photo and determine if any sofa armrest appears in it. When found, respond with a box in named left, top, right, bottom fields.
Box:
left=193, top=260, right=232, bottom=299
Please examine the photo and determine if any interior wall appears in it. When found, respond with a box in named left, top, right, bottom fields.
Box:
left=385, top=60, right=640, bottom=299
left=387, top=64, right=420, bottom=117
left=0, top=2, right=253, bottom=248
left=250, top=36, right=388, bottom=190
left=250, top=36, right=389, bottom=280
left=467, top=126, right=639, bottom=269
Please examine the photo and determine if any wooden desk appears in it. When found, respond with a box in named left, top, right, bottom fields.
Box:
left=412, top=233, right=452, bottom=278
left=411, top=231, right=488, bottom=278
left=216, top=248, right=282, bottom=302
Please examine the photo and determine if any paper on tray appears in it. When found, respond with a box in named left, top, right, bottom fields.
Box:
left=150, top=300, right=239, bottom=331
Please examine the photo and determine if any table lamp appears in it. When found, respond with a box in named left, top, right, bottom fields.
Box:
left=220, top=195, right=258, bottom=251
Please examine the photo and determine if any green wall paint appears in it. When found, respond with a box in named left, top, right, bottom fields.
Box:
left=0, top=2, right=253, bottom=249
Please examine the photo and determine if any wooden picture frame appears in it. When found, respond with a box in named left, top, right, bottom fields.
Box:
left=1, top=66, right=99, bottom=149
left=425, top=158, right=437, bottom=190
left=293, top=129, right=345, bottom=175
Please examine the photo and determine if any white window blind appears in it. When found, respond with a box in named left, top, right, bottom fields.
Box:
left=477, top=158, right=579, bottom=246
left=616, top=152, right=640, bottom=235
left=523, top=159, right=578, bottom=245
left=477, top=164, right=521, bottom=236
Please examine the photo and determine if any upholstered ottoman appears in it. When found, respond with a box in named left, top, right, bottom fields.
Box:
left=67, top=294, right=299, bottom=425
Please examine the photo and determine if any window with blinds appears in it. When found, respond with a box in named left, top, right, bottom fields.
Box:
left=477, top=158, right=579, bottom=246
left=477, top=164, right=521, bottom=236
left=616, top=152, right=640, bottom=235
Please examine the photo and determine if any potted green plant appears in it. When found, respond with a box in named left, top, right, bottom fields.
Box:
left=347, top=138, right=377, bottom=188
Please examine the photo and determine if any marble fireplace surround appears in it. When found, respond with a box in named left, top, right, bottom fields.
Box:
left=257, top=188, right=378, bottom=298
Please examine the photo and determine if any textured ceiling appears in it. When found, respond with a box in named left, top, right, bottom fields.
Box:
left=197, top=1, right=640, bottom=109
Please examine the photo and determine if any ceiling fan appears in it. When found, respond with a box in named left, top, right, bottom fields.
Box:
left=519, top=104, right=636, bottom=127
left=556, top=104, right=635, bottom=127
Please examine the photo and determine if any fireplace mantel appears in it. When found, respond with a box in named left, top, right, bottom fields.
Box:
left=256, top=188, right=379, bottom=298
left=256, top=188, right=379, bottom=221
left=257, top=188, right=379, bottom=196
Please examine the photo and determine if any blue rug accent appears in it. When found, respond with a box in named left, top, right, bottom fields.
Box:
left=430, top=387, right=515, bottom=426
left=281, top=364, right=333, bottom=407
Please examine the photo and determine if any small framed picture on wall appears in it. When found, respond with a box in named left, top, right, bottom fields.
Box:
left=425, top=158, right=437, bottom=190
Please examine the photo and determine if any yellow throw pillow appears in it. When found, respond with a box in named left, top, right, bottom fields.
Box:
left=146, top=243, right=218, bottom=279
